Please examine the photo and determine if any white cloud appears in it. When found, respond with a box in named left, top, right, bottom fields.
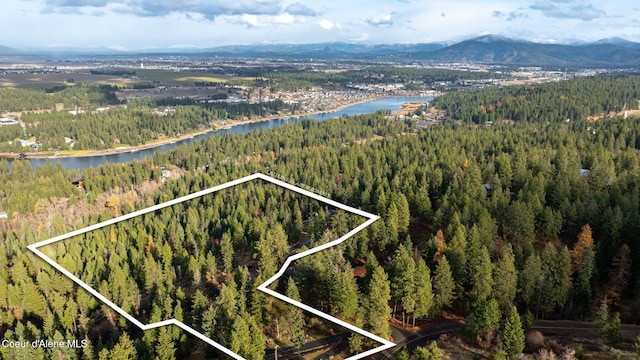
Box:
left=529, top=1, right=607, bottom=21
left=4, top=0, right=640, bottom=48
left=284, top=3, right=318, bottom=16
left=365, top=14, right=393, bottom=27
left=318, top=19, right=336, bottom=30
left=39, top=0, right=284, bottom=19
left=222, top=12, right=302, bottom=28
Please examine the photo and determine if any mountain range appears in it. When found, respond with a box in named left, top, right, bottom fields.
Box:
left=2, top=35, right=640, bottom=67
left=406, top=35, right=640, bottom=67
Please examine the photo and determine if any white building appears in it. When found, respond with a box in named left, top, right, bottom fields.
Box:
left=0, top=118, right=18, bottom=125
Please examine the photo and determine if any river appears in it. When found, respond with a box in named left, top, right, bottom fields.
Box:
left=10, top=96, right=432, bottom=171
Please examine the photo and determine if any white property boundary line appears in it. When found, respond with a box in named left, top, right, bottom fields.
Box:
left=27, top=172, right=395, bottom=360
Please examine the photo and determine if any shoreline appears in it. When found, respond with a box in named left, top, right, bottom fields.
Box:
left=0, top=94, right=428, bottom=160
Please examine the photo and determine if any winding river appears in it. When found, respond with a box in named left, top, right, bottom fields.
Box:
left=11, top=96, right=432, bottom=171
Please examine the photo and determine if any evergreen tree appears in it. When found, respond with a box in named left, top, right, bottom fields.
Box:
left=518, top=254, right=542, bottom=307
left=471, top=246, right=493, bottom=301
left=365, top=265, right=392, bottom=339
left=393, top=192, right=411, bottom=234
left=466, top=298, right=500, bottom=340
left=574, top=247, right=595, bottom=315
left=413, top=258, right=434, bottom=323
left=492, top=244, right=518, bottom=310
left=391, top=243, right=417, bottom=326
left=414, top=341, right=442, bottom=360
left=387, top=203, right=400, bottom=247
left=433, top=255, right=455, bottom=313
left=608, top=244, right=631, bottom=306
left=220, top=232, right=234, bottom=274
left=397, top=347, right=410, bottom=360
left=230, top=314, right=251, bottom=358
left=595, top=298, right=610, bottom=334
left=156, top=326, right=176, bottom=360
left=501, top=306, right=525, bottom=359
left=247, top=314, right=266, bottom=360
left=109, top=333, right=137, bottom=360
left=606, top=312, right=623, bottom=349
left=286, top=278, right=306, bottom=354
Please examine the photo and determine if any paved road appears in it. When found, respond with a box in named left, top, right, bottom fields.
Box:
left=377, top=322, right=463, bottom=359
left=264, top=333, right=350, bottom=359
left=376, top=319, right=640, bottom=359
left=267, top=319, right=640, bottom=359
left=530, top=320, right=640, bottom=335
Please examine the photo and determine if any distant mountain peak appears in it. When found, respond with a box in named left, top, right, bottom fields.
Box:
left=594, top=37, right=632, bottom=44
left=408, top=34, right=640, bottom=67
left=471, top=34, right=523, bottom=44
left=0, top=45, right=18, bottom=54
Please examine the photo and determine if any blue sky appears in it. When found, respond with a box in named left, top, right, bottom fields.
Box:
left=2, top=0, right=639, bottom=50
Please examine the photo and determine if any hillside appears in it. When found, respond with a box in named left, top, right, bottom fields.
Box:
left=408, top=34, right=640, bottom=67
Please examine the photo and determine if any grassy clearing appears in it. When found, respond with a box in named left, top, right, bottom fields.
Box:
left=174, top=76, right=226, bottom=83
left=94, top=78, right=138, bottom=86
left=1, top=68, right=256, bottom=89
left=135, top=69, right=254, bottom=85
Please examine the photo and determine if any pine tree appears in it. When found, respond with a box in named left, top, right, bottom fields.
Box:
left=82, top=336, right=94, bottom=360
left=220, top=232, right=234, bottom=274
left=433, top=255, right=455, bottom=314
left=606, top=312, right=622, bottom=349
left=365, top=265, right=392, bottom=339
left=518, top=254, right=542, bottom=306
left=286, top=278, right=306, bottom=354
left=555, top=246, right=573, bottom=310
left=230, top=314, right=251, bottom=358
left=595, top=298, right=610, bottom=334
left=247, top=314, right=266, bottom=360
left=201, top=305, right=217, bottom=338
left=393, top=192, right=411, bottom=234
left=608, top=244, right=631, bottom=306
left=387, top=203, right=400, bottom=246
left=594, top=297, right=623, bottom=349
left=574, top=247, right=595, bottom=315
left=467, top=298, right=500, bottom=340
left=471, top=246, right=493, bottom=301
left=156, top=326, right=176, bottom=360
left=413, top=258, right=434, bottom=323
left=292, top=201, right=304, bottom=241
left=391, top=243, right=417, bottom=326
left=216, top=279, right=238, bottom=322
left=492, top=244, right=518, bottom=310
left=427, top=341, right=442, bottom=360
left=501, top=306, right=525, bottom=359
left=109, top=333, right=137, bottom=360
left=349, top=314, right=366, bottom=354
left=413, top=341, right=442, bottom=360
left=397, top=347, right=410, bottom=360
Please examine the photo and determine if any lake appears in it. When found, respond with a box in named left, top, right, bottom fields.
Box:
left=10, top=96, right=433, bottom=171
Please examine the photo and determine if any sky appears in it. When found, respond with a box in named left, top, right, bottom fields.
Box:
left=1, top=0, right=639, bottom=50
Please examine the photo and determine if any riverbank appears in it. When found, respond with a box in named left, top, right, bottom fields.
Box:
left=0, top=95, right=391, bottom=160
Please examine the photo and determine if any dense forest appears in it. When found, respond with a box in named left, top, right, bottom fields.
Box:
left=430, top=74, right=640, bottom=124
left=42, top=181, right=363, bottom=359
left=0, top=85, right=120, bottom=113
left=1, top=74, right=640, bottom=359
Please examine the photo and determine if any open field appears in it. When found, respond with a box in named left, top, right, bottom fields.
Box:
left=0, top=68, right=256, bottom=89
left=135, top=69, right=255, bottom=84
